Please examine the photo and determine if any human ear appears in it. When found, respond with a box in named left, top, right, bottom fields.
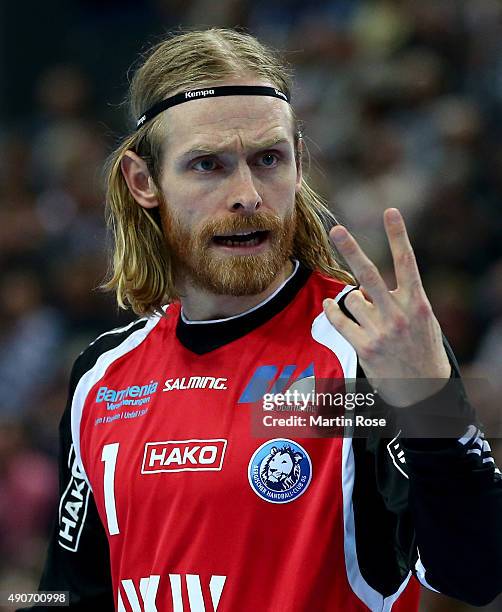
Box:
left=120, top=150, right=160, bottom=209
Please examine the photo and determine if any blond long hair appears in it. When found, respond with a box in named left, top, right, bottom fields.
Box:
left=103, top=28, right=354, bottom=316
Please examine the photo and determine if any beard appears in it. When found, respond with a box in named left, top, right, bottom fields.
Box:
left=159, top=199, right=296, bottom=297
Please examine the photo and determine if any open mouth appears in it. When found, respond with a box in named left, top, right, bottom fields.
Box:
left=212, top=230, right=269, bottom=248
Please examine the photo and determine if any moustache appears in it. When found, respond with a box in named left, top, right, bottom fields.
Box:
left=197, top=212, right=286, bottom=243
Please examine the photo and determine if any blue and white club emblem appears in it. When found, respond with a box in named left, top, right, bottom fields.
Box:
left=248, top=439, right=312, bottom=504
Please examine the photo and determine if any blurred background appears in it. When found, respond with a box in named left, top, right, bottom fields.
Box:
left=0, top=1, right=501, bottom=610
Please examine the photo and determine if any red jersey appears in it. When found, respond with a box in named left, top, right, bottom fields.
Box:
left=30, top=264, right=502, bottom=610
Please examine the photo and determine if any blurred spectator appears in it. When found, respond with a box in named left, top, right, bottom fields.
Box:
left=0, top=422, right=57, bottom=573
left=0, top=270, right=64, bottom=420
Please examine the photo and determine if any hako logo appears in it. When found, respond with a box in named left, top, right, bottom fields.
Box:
left=58, top=445, right=90, bottom=551
left=238, top=363, right=314, bottom=403
left=248, top=439, right=312, bottom=504
left=142, top=439, right=227, bottom=474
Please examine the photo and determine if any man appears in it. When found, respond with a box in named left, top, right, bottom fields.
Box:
left=27, top=29, right=502, bottom=611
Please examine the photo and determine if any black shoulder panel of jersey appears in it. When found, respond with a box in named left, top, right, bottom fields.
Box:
left=73, top=318, right=150, bottom=387
left=18, top=318, right=149, bottom=612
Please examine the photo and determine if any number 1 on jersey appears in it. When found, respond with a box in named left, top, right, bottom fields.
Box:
left=102, top=443, right=120, bottom=535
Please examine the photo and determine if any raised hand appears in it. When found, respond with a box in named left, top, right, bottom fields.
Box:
left=323, top=208, right=451, bottom=407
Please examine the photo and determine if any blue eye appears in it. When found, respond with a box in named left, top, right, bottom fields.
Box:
left=193, top=158, right=217, bottom=172
left=260, top=153, right=278, bottom=167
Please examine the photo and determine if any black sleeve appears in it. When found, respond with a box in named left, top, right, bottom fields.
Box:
left=18, top=356, right=114, bottom=611
left=397, top=339, right=502, bottom=607
left=341, top=288, right=502, bottom=606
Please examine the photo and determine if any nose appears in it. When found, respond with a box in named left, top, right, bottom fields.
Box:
left=227, top=164, right=262, bottom=213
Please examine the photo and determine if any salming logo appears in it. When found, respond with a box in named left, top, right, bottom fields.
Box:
left=163, top=376, right=227, bottom=392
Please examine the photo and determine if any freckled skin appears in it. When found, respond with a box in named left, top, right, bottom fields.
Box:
left=159, top=91, right=300, bottom=240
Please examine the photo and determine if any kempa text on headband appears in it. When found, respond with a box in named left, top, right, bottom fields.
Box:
left=136, top=85, right=291, bottom=129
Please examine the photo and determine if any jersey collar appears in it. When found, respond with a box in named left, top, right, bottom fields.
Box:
left=176, top=261, right=311, bottom=354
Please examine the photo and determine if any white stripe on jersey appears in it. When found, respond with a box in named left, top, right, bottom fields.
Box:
left=71, top=314, right=163, bottom=489
left=86, top=317, right=148, bottom=350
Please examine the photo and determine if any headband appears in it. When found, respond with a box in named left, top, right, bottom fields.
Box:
left=136, top=85, right=290, bottom=129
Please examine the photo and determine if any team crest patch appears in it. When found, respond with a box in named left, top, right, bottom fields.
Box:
left=248, top=439, right=312, bottom=504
